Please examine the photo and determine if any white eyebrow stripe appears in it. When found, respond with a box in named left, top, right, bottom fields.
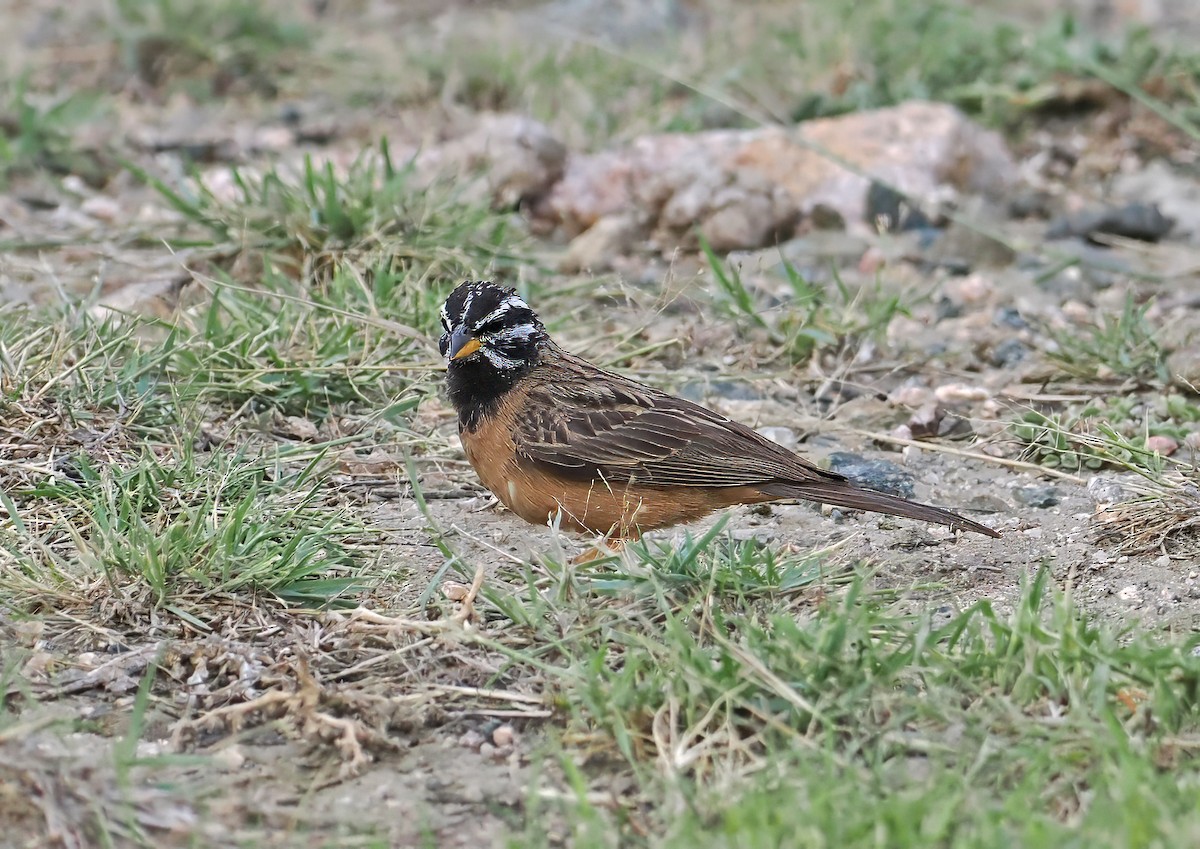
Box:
left=483, top=322, right=540, bottom=344
left=439, top=302, right=451, bottom=330
left=473, top=294, right=530, bottom=329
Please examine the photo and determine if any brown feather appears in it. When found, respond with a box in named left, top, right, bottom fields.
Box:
left=494, top=341, right=999, bottom=538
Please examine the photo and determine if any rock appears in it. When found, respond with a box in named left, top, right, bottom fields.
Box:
left=808, top=203, right=846, bottom=231
left=416, top=113, right=567, bottom=208
left=925, top=201, right=1016, bottom=268
left=756, top=426, right=799, bottom=451
left=647, top=164, right=800, bottom=252
left=993, top=307, right=1029, bottom=330
left=678, top=379, right=762, bottom=403
left=1046, top=202, right=1174, bottom=243
left=942, top=273, right=993, bottom=306
left=539, top=101, right=1017, bottom=253
left=80, top=195, right=120, bottom=223
left=1116, top=585, right=1141, bottom=603
left=1168, top=347, right=1200, bottom=388
left=1007, top=186, right=1055, bottom=219
left=906, top=403, right=945, bottom=439
left=1145, top=435, right=1179, bottom=456
left=559, top=214, right=641, bottom=272
left=731, top=527, right=776, bottom=544
left=825, top=452, right=915, bottom=499
left=1112, top=161, right=1200, bottom=241
left=934, top=383, right=990, bottom=404
left=989, top=338, right=1028, bottom=368
left=1087, top=475, right=1136, bottom=506
left=865, top=181, right=934, bottom=232
left=889, top=384, right=933, bottom=408
left=1014, top=485, right=1060, bottom=508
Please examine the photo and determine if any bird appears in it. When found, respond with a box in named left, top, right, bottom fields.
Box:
left=438, top=280, right=1000, bottom=553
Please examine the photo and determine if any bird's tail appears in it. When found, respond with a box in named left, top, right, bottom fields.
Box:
left=757, top=481, right=1000, bottom=538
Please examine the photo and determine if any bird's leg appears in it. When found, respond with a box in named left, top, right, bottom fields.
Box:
left=570, top=532, right=635, bottom=565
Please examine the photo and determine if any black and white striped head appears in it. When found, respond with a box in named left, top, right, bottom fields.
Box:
left=439, top=281, right=545, bottom=373
left=440, top=282, right=548, bottom=427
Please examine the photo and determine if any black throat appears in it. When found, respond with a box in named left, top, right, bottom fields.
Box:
left=446, top=350, right=539, bottom=431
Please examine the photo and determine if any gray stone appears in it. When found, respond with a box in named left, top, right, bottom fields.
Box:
left=1113, top=161, right=1200, bottom=241
left=825, top=452, right=915, bottom=499
left=1013, top=485, right=1060, bottom=508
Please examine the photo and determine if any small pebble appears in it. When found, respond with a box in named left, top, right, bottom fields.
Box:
left=1087, top=476, right=1133, bottom=506
left=906, top=402, right=944, bottom=439
left=993, top=307, right=1028, bottom=330
left=1013, top=485, right=1059, bottom=508
left=889, top=385, right=932, bottom=408
left=858, top=246, right=886, bottom=274
left=213, top=746, right=246, bottom=771
left=943, top=273, right=993, bottom=305
left=1117, top=585, right=1141, bottom=602
left=81, top=196, right=120, bottom=222
left=458, top=730, right=486, bottom=751
left=935, top=383, right=990, bottom=404
left=826, top=452, right=915, bottom=498
left=989, top=338, right=1028, bottom=368
left=283, top=415, right=319, bottom=441
left=756, top=426, right=798, bottom=451
left=1061, top=300, right=1092, bottom=324
left=1145, top=435, right=1178, bottom=456
left=492, top=725, right=515, bottom=747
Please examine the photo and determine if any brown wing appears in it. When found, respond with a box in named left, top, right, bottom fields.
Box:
left=513, top=354, right=841, bottom=489
left=510, top=347, right=1000, bottom=538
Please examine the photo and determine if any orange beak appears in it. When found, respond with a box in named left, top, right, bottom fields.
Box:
left=451, top=336, right=482, bottom=360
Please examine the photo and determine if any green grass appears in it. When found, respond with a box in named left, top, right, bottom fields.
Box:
left=702, top=241, right=911, bottom=365
left=1011, top=394, right=1200, bottom=474
left=0, top=122, right=532, bottom=617
left=14, top=442, right=366, bottom=607
left=6, top=1, right=1200, bottom=845
left=399, top=0, right=1200, bottom=144
left=489, top=558, right=1200, bottom=848
left=135, top=139, right=522, bottom=273
left=111, top=0, right=311, bottom=98
left=1046, top=295, right=1169, bottom=386
left=0, top=74, right=106, bottom=186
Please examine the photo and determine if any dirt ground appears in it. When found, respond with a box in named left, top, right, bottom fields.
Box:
left=3, top=1, right=1200, bottom=846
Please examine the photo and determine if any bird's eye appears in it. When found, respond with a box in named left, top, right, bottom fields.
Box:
left=438, top=334, right=449, bottom=357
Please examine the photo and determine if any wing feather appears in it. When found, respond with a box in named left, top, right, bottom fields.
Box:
left=512, top=360, right=839, bottom=489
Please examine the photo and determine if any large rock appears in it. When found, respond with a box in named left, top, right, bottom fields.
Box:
left=413, top=113, right=568, bottom=208
left=537, top=101, right=1018, bottom=254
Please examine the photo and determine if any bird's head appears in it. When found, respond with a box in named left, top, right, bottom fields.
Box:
left=439, top=280, right=547, bottom=382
